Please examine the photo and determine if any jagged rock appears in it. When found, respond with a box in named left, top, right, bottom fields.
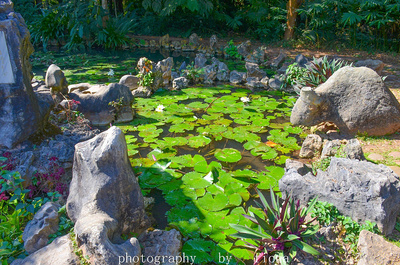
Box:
left=68, top=83, right=91, bottom=93
left=321, top=139, right=342, bottom=158
left=132, top=86, right=152, bottom=98
left=171, top=40, right=181, bottom=50
left=210, top=34, right=218, bottom=50
left=260, top=76, right=269, bottom=88
left=270, top=51, right=286, bottom=68
left=11, top=235, right=80, bottom=265
left=211, top=58, right=229, bottom=81
left=137, top=57, right=154, bottom=75
left=229, top=70, right=246, bottom=84
left=69, top=83, right=134, bottom=126
left=295, top=54, right=309, bottom=67
left=245, top=77, right=263, bottom=90
left=22, top=202, right=60, bottom=254
left=245, top=46, right=266, bottom=64
left=277, top=62, right=291, bottom=75
left=358, top=230, right=400, bottom=265
left=344, top=139, right=365, bottom=160
left=188, top=33, right=200, bottom=46
left=139, top=229, right=182, bottom=265
left=171, top=71, right=179, bottom=80
left=355, top=59, right=384, bottom=75
left=245, top=62, right=266, bottom=79
left=237, top=40, right=251, bottom=57
left=299, top=134, right=323, bottom=158
left=268, top=77, right=282, bottom=90
left=119, top=75, right=139, bottom=91
left=172, top=77, right=188, bottom=90
left=159, top=34, right=170, bottom=48
left=195, top=53, right=207, bottom=69
left=0, top=2, right=49, bottom=148
left=279, top=157, right=400, bottom=235
left=66, top=126, right=149, bottom=265
left=155, top=57, right=174, bottom=86
left=203, top=64, right=217, bottom=84
left=45, top=64, right=68, bottom=94
left=291, top=67, right=400, bottom=135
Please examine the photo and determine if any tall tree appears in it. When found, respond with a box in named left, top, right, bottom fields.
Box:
left=284, top=0, right=302, bottom=40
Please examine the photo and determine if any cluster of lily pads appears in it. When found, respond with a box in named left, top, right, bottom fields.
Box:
left=116, top=85, right=304, bottom=264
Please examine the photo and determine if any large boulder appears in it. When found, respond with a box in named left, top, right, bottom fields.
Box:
left=229, top=70, right=246, bottom=84
left=66, top=126, right=149, bottom=264
left=279, top=157, right=400, bottom=235
left=69, top=83, right=134, bottom=126
left=119, top=75, right=139, bottom=91
left=245, top=62, right=266, bottom=79
left=45, top=64, right=68, bottom=94
left=0, top=1, right=50, bottom=148
left=354, top=59, right=384, bottom=75
left=291, top=67, right=400, bottom=135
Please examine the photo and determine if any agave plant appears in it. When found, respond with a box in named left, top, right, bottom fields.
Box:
left=230, top=188, right=319, bottom=265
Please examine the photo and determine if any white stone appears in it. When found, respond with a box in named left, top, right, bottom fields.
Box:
left=0, top=31, right=14, bottom=84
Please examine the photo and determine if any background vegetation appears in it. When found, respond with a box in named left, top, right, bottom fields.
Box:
left=13, top=0, right=400, bottom=53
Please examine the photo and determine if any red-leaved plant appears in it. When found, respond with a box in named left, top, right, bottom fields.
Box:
left=230, top=188, right=319, bottom=265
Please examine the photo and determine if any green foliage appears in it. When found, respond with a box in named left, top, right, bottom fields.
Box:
left=48, top=205, right=74, bottom=244
left=311, top=157, right=331, bottom=175
left=183, top=63, right=205, bottom=84
left=224, top=40, right=242, bottom=60
left=137, top=72, right=155, bottom=87
left=230, top=189, right=319, bottom=265
left=95, top=15, right=135, bottom=50
left=69, top=230, right=91, bottom=265
left=0, top=167, right=48, bottom=264
left=311, top=201, right=380, bottom=252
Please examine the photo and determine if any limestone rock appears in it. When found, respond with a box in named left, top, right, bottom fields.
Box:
left=358, top=230, right=400, bottom=265
left=22, top=202, right=60, bottom=254
left=68, top=83, right=91, bottom=93
left=139, top=229, right=182, bottom=265
left=119, top=75, right=139, bottom=91
left=66, top=126, right=149, bottom=264
left=279, top=157, right=400, bottom=235
left=245, top=77, right=263, bottom=90
left=159, top=34, right=170, bottom=48
left=245, top=62, right=266, bottom=79
left=11, top=235, right=80, bottom=265
left=45, top=64, right=68, bottom=94
left=291, top=67, right=400, bottom=136
left=237, top=40, right=251, bottom=57
left=295, top=54, right=309, bottom=67
left=270, top=51, right=286, bottom=68
left=210, top=34, right=218, bottom=50
left=260, top=76, right=269, bottom=88
left=155, top=57, right=174, bottom=86
left=245, top=46, right=266, bottom=64
left=188, top=33, right=200, bottom=46
left=229, top=70, right=246, bottom=84
left=299, top=134, right=323, bottom=158
left=172, top=77, right=188, bottom=90
left=321, top=139, right=341, bottom=158
left=343, top=139, right=365, bottom=160
left=355, top=59, right=384, bottom=75
left=0, top=3, right=48, bottom=148
left=268, top=77, right=282, bottom=90
left=69, top=83, right=134, bottom=126
left=195, top=53, right=207, bottom=69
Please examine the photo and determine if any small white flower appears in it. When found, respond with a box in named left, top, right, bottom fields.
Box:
left=155, top=104, right=165, bottom=112
left=240, top=96, right=250, bottom=103
left=108, top=69, right=115, bottom=76
left=193, top=116, right=198, bottom=120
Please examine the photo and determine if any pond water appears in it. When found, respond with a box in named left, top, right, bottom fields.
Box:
left=115, top=85, right=303, bottom=264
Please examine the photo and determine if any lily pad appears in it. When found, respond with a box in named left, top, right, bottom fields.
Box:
left=214, top=148, right=242, bottom=163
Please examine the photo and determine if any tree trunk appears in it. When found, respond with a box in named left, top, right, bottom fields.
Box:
left=284, top=0, right=302, bottom=40
left=102, top=0, right=109, bottom=27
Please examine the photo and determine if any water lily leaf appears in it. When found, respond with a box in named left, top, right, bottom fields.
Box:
left=214, top=148, right=242, bottom=163
left=171, top=220, right=201, bottom=238
left=207, top=184, right=224, bottom=195
left=169, top=123, right=195, bottom=133
left=228, top=193, right=242, bottom=206
left=188, top=102, right=208, bottom=109
left=197, top=193, right=229, bottom=212
left=188, top=135, right=211, bottom=148
left=164, top=137, right=188, bottom=146
left=182, top=171, right=212, bottom=189
left=164, top=189, right=191, bottom=206
left=182, top=240, right=214, bottom=263
left=261, top=149, right=278, bottom=160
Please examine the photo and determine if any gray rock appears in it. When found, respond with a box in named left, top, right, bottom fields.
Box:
left=295, top=54, right=309, bottom=67
left=285, top=159, right=311, bottom=176
left=45, top=64, right=68, bottom=94
left=277, top=62, right=291, bottom=75
left=210, top=34, right=218, bottom=50
left=268, top=77, right=282, bottom=90
left=260, top=76, right=269, bottom=88
left=137, top=57, right=154, bottom=75
left=270, top=51, right=286, bottom=68
left=195, top=53, right=207, bottom=69
left=22, top=202, right=60, bottom=254
left=0, top=4, right=48, bottom=148
left=203, top=64, right=217, bottom=84
left=279, top=157, right=400, bottom=235
left=119, top=75, right=139, bottom=91
left=229, top=70, right=246, bottom=84
left=291, top=67, right=400, bottom=136
left=216, top=61, right=229, bottom=82
left=171, top=71, right=179, bottom=80
left=355, top=59, right=384, bottom=75
left=69, top=83, right=134, bottom=126
left=344, top=139, right=365, bottom=160
left=178, top=61, right=187, bottom=73
left=321, top=139, right=341, bottom=158
left=68, top=83, right=91, bottom=93
left=245, top=46, right=266, bottom=64
left=358, top=230, right=400, bottom=265
left=245, top=62, right=266, bottom=79
left=172, top=77, right=188, bottom=90
left=139, top=229, right=182, bottom=265
left=11, top=235, right=80, bottom=265
left=66, top=126, right=149, bottom=264
left=188, top=33, right=200, bottom=46
left=299, top=134, right=323, bottom=158
left=237, top=40, right=251, bottom=57
left=155, top=57, right=174, bottom=86
left=245, top=77, right=263, bottom=90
